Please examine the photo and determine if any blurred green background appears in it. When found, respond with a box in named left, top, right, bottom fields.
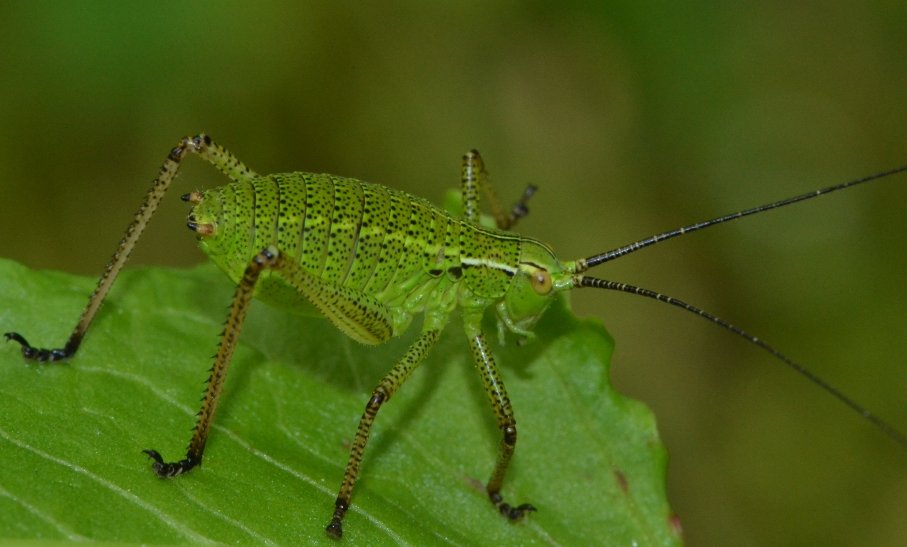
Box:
left=1, top=2, right=905, bottom=545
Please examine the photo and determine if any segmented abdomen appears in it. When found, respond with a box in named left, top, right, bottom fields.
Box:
left=196, top=173, right=520, bottom=312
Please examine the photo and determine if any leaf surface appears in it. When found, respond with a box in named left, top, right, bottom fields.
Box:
left=0, top=258, right=679, bottom=545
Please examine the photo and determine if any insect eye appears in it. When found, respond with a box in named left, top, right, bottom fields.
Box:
left=530, top=269, right=552, bottom=295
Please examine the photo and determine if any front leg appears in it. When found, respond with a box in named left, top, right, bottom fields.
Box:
left=463, top=311, right=536, bottom=521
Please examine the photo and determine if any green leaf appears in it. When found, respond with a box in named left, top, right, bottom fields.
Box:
left=0, top=258, right=678, bottom=545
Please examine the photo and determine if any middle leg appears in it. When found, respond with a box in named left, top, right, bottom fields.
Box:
left=325, top=327, right=441, bottom=539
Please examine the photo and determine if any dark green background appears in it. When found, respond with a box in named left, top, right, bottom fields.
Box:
left=1, top=2, right=905, bottom=545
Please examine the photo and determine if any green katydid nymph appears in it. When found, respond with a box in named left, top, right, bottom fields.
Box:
left=5, top=134, right=906, bottom=539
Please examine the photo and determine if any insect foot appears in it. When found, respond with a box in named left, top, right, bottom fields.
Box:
left=325, top=498, right=348, bottom=539
left=490, top=491, right=537, bottom=521
left=3, top=332, right=74, bottom=362
left=142, top=449, right=198, bottom=478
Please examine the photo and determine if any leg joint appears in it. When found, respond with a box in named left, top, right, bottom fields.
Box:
left=366, top=391, right=386, bottom=414
left=503, top=424, right=517, bottom=446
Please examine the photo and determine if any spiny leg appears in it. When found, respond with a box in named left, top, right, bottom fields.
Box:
left=461, top=150, right=537, bottom=230
left=143, top=246, right=276, bottom=476
left=145, top=243, right=398, bottom=479
left=463, top=312, right=535, bottom=521
left=4, top=134, right=258, bottom=363
left=325, top=328, right=441, bottom=539
left=232, top=246, right=406, bottom=539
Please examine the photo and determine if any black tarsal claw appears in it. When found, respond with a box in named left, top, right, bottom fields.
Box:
left=325, top=519, right=343, bottom=539
left=497, top=499, right=537, bottom=521
left=4, top=332, right=28, bottom=346
left=143, top=449, right=194, bottom=478
left=4, top=332, right=68, bottom=362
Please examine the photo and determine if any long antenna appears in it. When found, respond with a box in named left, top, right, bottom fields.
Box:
left=582, top=165, right=907, bottom=269
left=577, top=276, right=907, bottom=449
